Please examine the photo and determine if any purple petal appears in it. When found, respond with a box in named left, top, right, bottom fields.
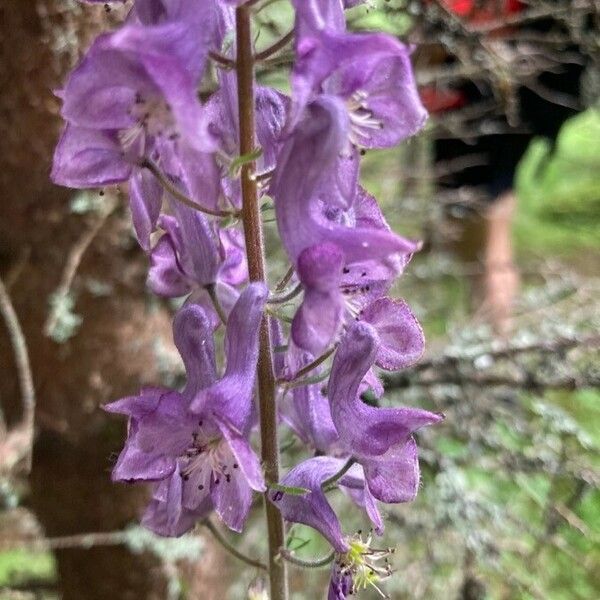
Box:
left=51, top=125, right=132, bottom=188
left=361, top=297, right=425, bottom=370
left=217, top=421, right=266, bottom=492
left=171, top=201, right=222, bottom=287
left=129, top=168, right=162, bottom=251
left=146, top=234, right=191, bottom=297
left=61, top=35, right=151, bottom=129
left=363, top=437, right=421, bottom=503
left=211, top=465, right=253, bottom=533
left=339, top=464, right=383, bottom=534
left=322, top=33, right=427, bottom=148
left=173, top=304, right=218, bottom=398
left=193, top=283, right=267, bottom=430
left=329, top=322, right=442, bottom=457
left=270, top=456, right=350, bottom=552
left=272, top=98, right=419, bottom=266
left=292, top=243, right=345, bottom=355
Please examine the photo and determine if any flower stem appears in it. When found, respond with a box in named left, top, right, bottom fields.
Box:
left=202, top=520, right=267, bottom=571
left=278, top=548, right=335, bottom=569
left=322, top=458, right=356, bottom=490
left=235, top=6, right=289, bottom=600
left=140, top=158, right=236, bottom=219
left=255, top=30, right=294, bottom=61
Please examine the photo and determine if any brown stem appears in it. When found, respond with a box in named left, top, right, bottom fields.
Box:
left=255, top=30, right=294, bottom=61
left=235, top=6, right=289, bottom=599
left=140, top=158, right=236, bottom=219
left=202, top=520, right=267, bottom=571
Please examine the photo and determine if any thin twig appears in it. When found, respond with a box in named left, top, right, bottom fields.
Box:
left=279, top=346, right=336, bottom=385
left=268, top=283, right=302, bottom=305
left=44, top=195, right=117, bottom=338
left=205, top=283, right=227, bottom=325
left=202, top=520, right=267, bottom=571
left=275, top=266, right=295, bottom=293
left=0, top=275, right=36, bottom=472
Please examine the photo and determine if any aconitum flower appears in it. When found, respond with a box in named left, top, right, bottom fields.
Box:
left=289, top=0, right=427, bottom=149
left=105, top=284, right=267, bottom=534
left=272, top=99, right=419, bottom=264
left=270, top=456, right=382, bottom=552
left=52, top=6, right=223, bottom=246
left=328, top=322, right=443, bottom=503
left=147, top=202, right=246, bottom=322
left=289, top=187, right=423, bottom=355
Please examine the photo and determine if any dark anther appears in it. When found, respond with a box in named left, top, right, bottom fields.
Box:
left=198, top=420, right=203, bottom=427
left=225, top=474, right=231, bottom=483
left=342, top=267, right=350, bottom=274
left=183, top=474, right=190, bottom=481
left=99, top=190, right=105, bottom=196
left=198, top=484, right=204, bottom=490
left=214, top=478, right=220, bottom=485
left=233, top=463, right=238, bottom=469
left=272, top=491, right=284, bottom=502
left=360, top=149, right=366, bottom=156
left=361, top=271, right=367, bottom=277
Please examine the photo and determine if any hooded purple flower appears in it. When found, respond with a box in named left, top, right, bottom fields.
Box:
left=289, top=0, right=427, bottom=149
left=328, top=321, right=442, bottom=503
left=270, top=457, right=391, bottom=598
left=105, top=283, right=267, bottom=535
left=269, top=456, right=382, bottom=552
left=205, top=72, right=288, bottom=208
left=52, top=2, right=223, bottom=247
left=147, top=200, right=246, bottom=322
left=276, top=166, right=420, bottom=355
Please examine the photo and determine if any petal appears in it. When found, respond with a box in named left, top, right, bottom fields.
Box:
left=171, top=201, right=222, bottom=287
left=323, top=33, right=427, bottom=148
left=339, top=464, right=383, bottom=534
left=192, top=284, right=268, bottom=431
left=173, top=304, right=218, bottom=398
left=129, top=168, right=163, bottom=251
left=218, top=227, right=248, bottom=286
left=51, top=125, right=132, bottom=188
left=270, top=456, right=350, bottom=552
left=272, top=98, right=419, bottom=266
left=62, top=35, right=151, bottom=129
left=329, top=322, right=442, bottom=457
left=291, top=290, right=344, bottom=359
left=217, top=421, right=266, bottom=492
left=361, top=298, right=425, bottom=370
left=363, top=438, right=421, bottom=503
left=142, top=497, right=209, bottom=537
left=112, top=441, right=176, bottom=482
left=211, top=466, right=253, bottom=533
left=146, top=234, right=191, bottom=298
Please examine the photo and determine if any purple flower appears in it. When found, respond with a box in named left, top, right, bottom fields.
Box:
left=205, top=72, right=288, bottom=208
left=52, top=6, right=223, bottom=247
left=146, top=201, right=246, bottom=322
left=269, top=456, right=381, bottom=552
left=277, top=176, right=420, bottom=355
left=272, top=99, right=418, bottom=265
left=328, top=321, right=443, bottom=503
left=289, top=1, right=427, bottom=148
left=278, top=344, right=339, bottom=453
left=105, top=284, right=268, bottom=535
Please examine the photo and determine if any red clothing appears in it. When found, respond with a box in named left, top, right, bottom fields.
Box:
left=420, top=0, right=524, bottom=113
